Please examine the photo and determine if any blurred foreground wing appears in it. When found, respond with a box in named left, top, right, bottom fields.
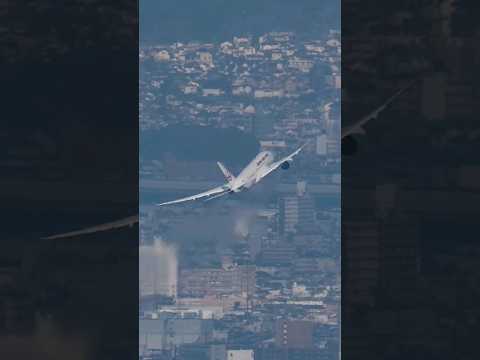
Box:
left=42, top=215, right=139, bottom=240
left=341, top=80, right=416, bottom=139
left=156, top=184, right=229, bottom=206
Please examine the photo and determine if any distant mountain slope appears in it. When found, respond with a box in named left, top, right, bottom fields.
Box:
left=140, top=125, right=259, bottom=165
left=140, top=0, right=340, bottom=43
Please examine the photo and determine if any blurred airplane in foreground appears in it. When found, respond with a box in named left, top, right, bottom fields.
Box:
left=44, top=82, right=415, bottom=239
left=341, top=80, right=416, bottom=155
left=43, top=145, right=305, bottom=239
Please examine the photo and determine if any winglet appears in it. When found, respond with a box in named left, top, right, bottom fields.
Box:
left=285, top=142, right=308, bottom=161
left=298, top=141, right=309, bottom=152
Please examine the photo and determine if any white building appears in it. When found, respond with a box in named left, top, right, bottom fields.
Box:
left=316, top=133, right=328, bottom=156
left=220, top=41, right=233, bottom=54
left=333, top=75, right=341, bottom=89
left=288, top=58, right=314, bottom=73
left=259, top=140, right=286, bottom=151
left=326, top=38, right=340, bottom=47
left=239, top=47, right=256, bottom=56
left=203, top=88, right=223, bottom=96
left=139, top=238, right=177, bottom=298
left=227, top=349, right=254, bottom=360
left=243, top=105, right=255, bottom=114
left=305, top=44, right=325, bottom=53
left=153, top=50, right=170, bottom=61
left=327, top=138, right=340, bottom=155
left=233, top=37, right=250, bottom=47
left=182, top=81, right=199, bottom=94
left=271, top=52, right=283, bottom=61
left=325, top=75, right=339, bottom=88
left=198, top=51, right=213, bottom=66
left=254, top=89, right=284, bottom=98
left=232, top=85, right=252, bottom=96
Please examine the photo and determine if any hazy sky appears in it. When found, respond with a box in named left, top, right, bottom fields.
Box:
left=140, top=0, right=340, bottom=43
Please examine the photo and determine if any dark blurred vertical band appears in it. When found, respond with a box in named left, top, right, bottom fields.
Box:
left=342, top=1, right=480, bottom=359
left=0, top=1, right=139, bottom=359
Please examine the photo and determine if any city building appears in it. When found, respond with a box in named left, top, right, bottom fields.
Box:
left=139, top=240, right=178, bottom=298
left=259, top=242, right=296, bottom=266
left=139, top=317, right=214, bottom=352
left=279, top=194, right=316, bottom=234
left=178, top=265, right=256, bottom=299
left=275, top=319, right=314, bottom=349
left=139, top=29, right=341, bottom=360
left=227, top=349, right=255, bottom=360
left=316, top=132, right=328, bottom=156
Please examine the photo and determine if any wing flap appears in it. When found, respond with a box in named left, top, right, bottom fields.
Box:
left=156, top=184, right=229, bottom=206
left=204, top=190, right=232, bottom=202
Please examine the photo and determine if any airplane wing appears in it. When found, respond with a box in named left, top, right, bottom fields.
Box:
left=156, top=184, right=230, bottom=206
left=341, top=80, right=416, bottom=139
left=255, top=144, right=306, bottom=182
left=41, top=184, right=230, bottom=239
left=42, top=215, right=139, bottom=240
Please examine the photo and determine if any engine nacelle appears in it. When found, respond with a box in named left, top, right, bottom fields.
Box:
left=342, top=135, right=358, bottom=156
left=281, top=161, right=290, bottom=170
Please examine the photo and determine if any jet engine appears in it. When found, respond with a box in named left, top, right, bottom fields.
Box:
left=281, top=161, right=290, bottom=170
left=342, top=135, right=358, bottom=156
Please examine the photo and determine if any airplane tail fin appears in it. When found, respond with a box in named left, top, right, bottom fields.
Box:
left=217, top=162, right=235, bottom=183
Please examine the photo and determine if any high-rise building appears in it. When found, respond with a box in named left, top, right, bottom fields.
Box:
left=275, top=320, right=314, bottom=349
left=326, top=138, right=340, bottom=156
left=279, top=194, right=316, bottom=234
left=316, top=132, right=328, bottom=156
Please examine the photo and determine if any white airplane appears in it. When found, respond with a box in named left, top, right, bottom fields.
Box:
left=43, top=82, right=415, bottom=239
left=156, top=144, right=305, bottom=206
left=42, top=145, right=305, bottom=240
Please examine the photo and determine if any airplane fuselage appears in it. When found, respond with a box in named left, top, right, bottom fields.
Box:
left=231, top=151, right=274, bottom=192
